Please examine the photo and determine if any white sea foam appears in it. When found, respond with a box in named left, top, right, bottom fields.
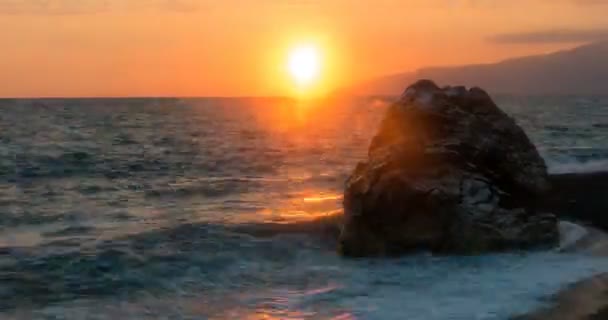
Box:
left=558, top=221, right=589, bottom=250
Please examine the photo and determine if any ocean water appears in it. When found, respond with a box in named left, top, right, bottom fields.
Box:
left=1, top=96, right=608, bottom=320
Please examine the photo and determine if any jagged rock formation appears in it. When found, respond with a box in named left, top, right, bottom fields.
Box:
left=339, top=80, right=559, bottom=256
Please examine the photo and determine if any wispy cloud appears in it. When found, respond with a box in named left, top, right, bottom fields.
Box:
left=0, top=0, right=202, bottom=15
left=573, top=0, right=608, bottom=5
left=0, top=0, right=103, bottom=15
left=161, top=0, right=202, bottom=12
left=488, top=29, right=608, bottom=44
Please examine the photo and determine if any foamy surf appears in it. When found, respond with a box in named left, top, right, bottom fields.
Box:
left=558, top=221, right=590, bottom=251
left=4, top=250, right=608, bottom=320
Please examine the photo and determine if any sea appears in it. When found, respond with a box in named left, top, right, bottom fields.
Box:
left=1, top=95, right=608, bottom=320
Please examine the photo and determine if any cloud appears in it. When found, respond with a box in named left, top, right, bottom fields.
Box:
left=573, top=0, right=608, bottom=5
left=160, top=0, right=201, bottom=12
left=0, top=0, right=202, bottom=15
left=488, top=29, right=608, bottom=44
left=0, top=0, right=105, bottom=14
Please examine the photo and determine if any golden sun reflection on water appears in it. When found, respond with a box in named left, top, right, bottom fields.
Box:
left=303, top=194, right=342, bottom=203
left=233, top=311, right=356, bottom=320
left=209, top=284, right=357, bottom=320
left=253, top=191, right=343, bottom=223
left=257, top=208, right=343, bottom=223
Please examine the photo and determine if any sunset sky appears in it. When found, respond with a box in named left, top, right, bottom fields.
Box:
left=1, top=0, right=607, bottom=97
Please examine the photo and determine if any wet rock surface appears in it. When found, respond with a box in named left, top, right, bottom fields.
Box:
left=340, top=80, right=559, bottom=256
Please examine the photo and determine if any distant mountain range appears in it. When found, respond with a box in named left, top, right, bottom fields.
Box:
left=348, top=41, right=608, bottom=96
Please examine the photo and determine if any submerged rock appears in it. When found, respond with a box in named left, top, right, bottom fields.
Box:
left=340, top=80, right=559, bottom=256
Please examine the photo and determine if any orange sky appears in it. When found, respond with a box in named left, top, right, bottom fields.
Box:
left=1, top=0, right=607, bottom=97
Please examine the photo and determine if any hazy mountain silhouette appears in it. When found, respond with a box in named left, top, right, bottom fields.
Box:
left=349, top=41, right=608, bottom=95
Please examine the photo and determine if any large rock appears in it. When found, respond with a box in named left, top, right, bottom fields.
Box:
left=339, top=80, right=559, bottom=256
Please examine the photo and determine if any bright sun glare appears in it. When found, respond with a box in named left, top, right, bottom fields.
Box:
left=288, top=45, right=321, bottom=87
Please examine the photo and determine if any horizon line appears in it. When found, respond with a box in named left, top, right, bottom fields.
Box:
left=0, top=93, right=392, bottom=100
left=1, top=93, right=607, bottom=100
left=0, top=95, right=299, bottom=100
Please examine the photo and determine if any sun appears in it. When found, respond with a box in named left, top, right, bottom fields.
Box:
left=287, top=45, right=321, bottom=87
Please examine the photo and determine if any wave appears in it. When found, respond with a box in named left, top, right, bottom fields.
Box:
left=231, top=213, right=342, bottom=238
left=0, top=216, right=343, bottom=311
left=5, top=235, right=608, bottom=320
left=144, top=179, right=265, bottom=199
left=558, top=221, right=589, bottom=251
left=544, top=125, right=570, bottom=132
left=547, top=159, right=608, bottom=174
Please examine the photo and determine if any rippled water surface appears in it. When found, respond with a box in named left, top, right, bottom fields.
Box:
left=1, top=96, right=608, bottom=319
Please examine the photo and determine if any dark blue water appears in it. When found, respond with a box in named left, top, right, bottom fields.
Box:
left=1, top=96, right=608, bottom=319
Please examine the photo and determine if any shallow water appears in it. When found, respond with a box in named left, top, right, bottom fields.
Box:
left=1, top=96, right=608, bottom=319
